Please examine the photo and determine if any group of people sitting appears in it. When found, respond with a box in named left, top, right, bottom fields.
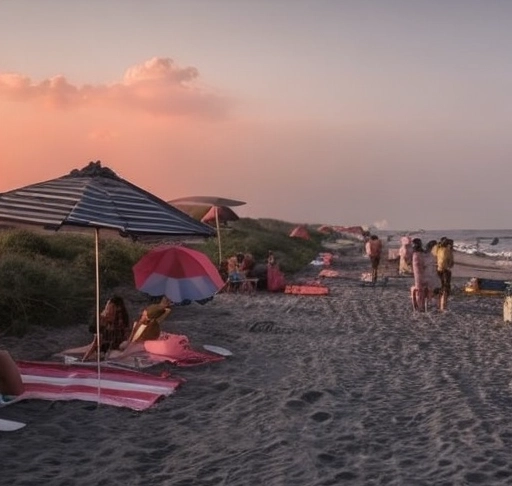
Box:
left=81, top=296, right=172, bottom=361
left=225, top=252, right=255, bottom=282
left=219, top=250, right=286, bottom=292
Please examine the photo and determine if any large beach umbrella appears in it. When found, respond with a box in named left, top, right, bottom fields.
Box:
left=133, top=245, right=224, bottom=304
left=169, top=196, right=246, bottom=265
left=0, top=161, right=215, bottom=389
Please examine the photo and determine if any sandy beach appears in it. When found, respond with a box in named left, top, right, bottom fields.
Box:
left=3, top=245, right=512, bottom=485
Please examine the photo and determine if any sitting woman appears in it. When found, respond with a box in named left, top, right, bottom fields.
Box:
left=227, top=253, right=245, bottom=281
left=241, top=253, right=256, bottom=277
left=118, top=301, right=171, bottom=353
left=0, top=350, right=25, bottom=402
left=267, top=250, right=286, bottom=292
left=82, top=295, right=130, bottom=361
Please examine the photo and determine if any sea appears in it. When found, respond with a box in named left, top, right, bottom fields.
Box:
left=380, top=229, right=512, bottom=261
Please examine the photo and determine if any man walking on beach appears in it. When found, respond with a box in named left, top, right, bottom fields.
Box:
left=365, top=234, right=383, bottom=284
left=436, top=237, right=454, bottom=311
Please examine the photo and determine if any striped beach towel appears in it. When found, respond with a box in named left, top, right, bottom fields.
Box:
left=5, top=361, right=184, bottom=411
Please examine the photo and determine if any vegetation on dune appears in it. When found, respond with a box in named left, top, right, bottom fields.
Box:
left=0, top=230, right=146, bottom=336
left=192, top=218, right=323, bottom=273
left=0, top=219, right=324, bottom=336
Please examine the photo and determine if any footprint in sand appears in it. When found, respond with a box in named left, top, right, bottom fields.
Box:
left=310, top=411, right=332, bottom=423
left=301, top=390, right=324, bottom=403
left=213, top=381, right=230, bottom=392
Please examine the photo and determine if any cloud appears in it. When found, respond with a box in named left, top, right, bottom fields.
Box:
left=123, top=57, right=199, bottom=85
left=0, top=57, right=230, bottom=119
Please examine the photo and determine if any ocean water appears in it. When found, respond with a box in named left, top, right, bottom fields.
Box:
left=381, top=229, right=512, bottom=260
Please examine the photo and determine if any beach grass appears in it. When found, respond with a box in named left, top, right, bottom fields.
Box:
left=0, top=220, right=326, bottom=335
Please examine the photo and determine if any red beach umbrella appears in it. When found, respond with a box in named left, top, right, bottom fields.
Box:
left=168, top=196, right=247, bottom=264
left=201, top=205, right=239, bottom=225
left=317, top=225, right=334, bottom=234
left=133, top=245, right=225, bottom=305
left=289, top=225, right=311, bottom=240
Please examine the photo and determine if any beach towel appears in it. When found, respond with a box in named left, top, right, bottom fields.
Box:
left=3, top=360, right=184, bottom=411
left=464, top=277, right=509, bottom=296
left=318, top=269, right=340, bottom=278
left=284, top=284, right=329, bottom=295
left=108, top=332, right=226, bottom=368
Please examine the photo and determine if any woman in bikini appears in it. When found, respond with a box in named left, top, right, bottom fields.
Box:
left=82, top=295, right=130, bottom=361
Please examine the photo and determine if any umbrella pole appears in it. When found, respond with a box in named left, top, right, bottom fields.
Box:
left=215, top=206, right=222, bottom=265
left=95, top=228, right=101, bottom=405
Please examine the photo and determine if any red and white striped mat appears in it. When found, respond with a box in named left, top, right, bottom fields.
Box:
left=9, top=360, right=184, bottom=411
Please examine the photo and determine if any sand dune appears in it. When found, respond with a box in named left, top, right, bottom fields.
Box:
left=2, top=247, right=512, bottom=485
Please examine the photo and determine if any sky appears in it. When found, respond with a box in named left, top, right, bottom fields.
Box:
left=1, top=0, right=512, bottom=230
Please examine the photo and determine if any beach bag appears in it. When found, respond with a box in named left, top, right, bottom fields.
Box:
left=144, top=334, right=191, bottom=356
left=284, top=285, right=329, bottom=295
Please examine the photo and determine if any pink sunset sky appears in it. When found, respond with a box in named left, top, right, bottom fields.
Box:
left=1, top=0, right=512, bottom=230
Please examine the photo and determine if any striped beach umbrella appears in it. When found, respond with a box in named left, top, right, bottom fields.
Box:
left=0, top=162, right=216, bottom=238
left=0, top=161, right=216, bottom=389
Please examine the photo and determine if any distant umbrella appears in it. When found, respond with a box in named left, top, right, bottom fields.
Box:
left=169, top=196, right=247, bottom=264
left=317, top=225, right=334, bottom=234
left=289, top=225, right=311, bottom=240
left=333, top=226, right=365, bottom=237
left=170, top=196, right=246, bottom=207
left=172, top=204, right=210, bottom=221
left=201, top=206, right=239, bottom=225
